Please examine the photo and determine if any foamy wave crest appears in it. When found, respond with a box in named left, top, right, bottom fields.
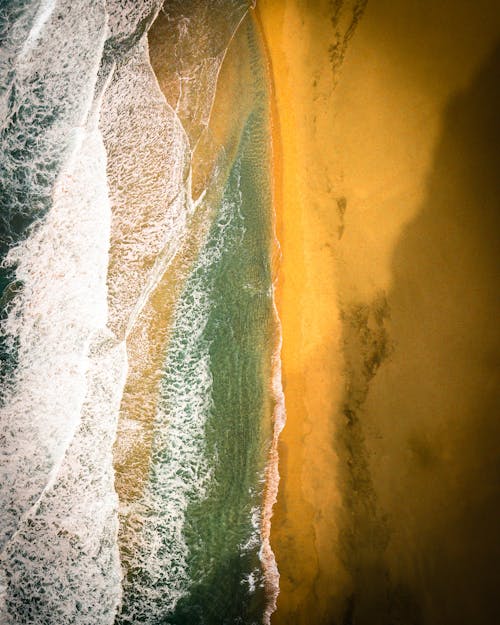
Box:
left=115, top=190, right=237, bottom=623
left=0, top=2, right=134, bottom=622
left=105, top=0, right=161, bottom=48
left=100, top=36, right=191, bottom=340
left=0, top=2, right=48, bottom=113
left=0, top=0, right=111, bottom=543
left=0, top=0, right=108, bottom=260
left=0, top=331, right=127, bottom=624
left=0, top=116, right=123, bottom=623
left=260, top=306, right=286, bottom=625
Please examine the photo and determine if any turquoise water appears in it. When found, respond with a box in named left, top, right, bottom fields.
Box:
left=166, top=109, right=274, bottom=625
left=1, top=3, right=276, bottom=623
left=118, top=19, right=275, bottom=624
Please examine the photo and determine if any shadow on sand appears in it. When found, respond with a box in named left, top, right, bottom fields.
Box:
left=335, top=41, right=500, bottom=625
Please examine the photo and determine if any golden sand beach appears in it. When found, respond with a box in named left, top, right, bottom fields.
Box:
left=257, top=2, right=351, bottom=623
left=259, top=1, right=500, bottom=623
left=109, top=1, right=500, bottom=620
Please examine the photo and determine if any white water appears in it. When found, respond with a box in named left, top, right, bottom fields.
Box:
left=0, top=1, right=124, bottom=622
left=100, top=37, right=191, bottom=342
left=18, top=0, right=57, bottom=60
left=0, top=0, right=109, bottom=545
left=260, top=298, right=286, bottom=625
left=0, top=103, right=121, bottom=624
left=0, top=1, right=281, bottom=623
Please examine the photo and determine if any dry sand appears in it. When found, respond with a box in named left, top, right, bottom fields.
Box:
left=258, top=0, right=500, bottom=623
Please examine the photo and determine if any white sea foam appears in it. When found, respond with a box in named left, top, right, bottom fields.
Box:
left=100, top=37, right=191, bottom=341
left=1, top=0, right=107, bottom=167
left=242, top=504, right=263, bottom=552
left=116, top=188, right=239, bottom=624
left=241, top=568, right=261, bottom=594
left=260, top=321, right=286, bottom=625
left=0, top=2, right=135, bottom=622
left=0, top=0, right=109, bottom=547
left=260, top=163, right=287, bottom=625
left=0, top=116, right=128, bottom=623
left=106, top=0, right=162, bottom=43
left=0, top=2, right=49, bottom=123
left=0, top=331, right=127, bottom=625
left=18, top=0, right=57, bottom=59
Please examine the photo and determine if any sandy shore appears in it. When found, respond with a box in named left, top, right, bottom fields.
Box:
left=258, top=1, right=500, bottom=623
left=256, top=2, right=352, bottom=623
left=110, top=2, right=500, bottom=622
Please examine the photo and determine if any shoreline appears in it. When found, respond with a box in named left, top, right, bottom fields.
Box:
left=251, top=8, right=286, bottom=624
left=112, top=10, right=257, bottom=505
left=256, top=2, right=350, bottom=623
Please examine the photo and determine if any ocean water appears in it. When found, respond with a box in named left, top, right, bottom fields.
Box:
left=116, top=14, right=277, bottom=625
left=0, top=2, right=280, bottom=624
left=117, top=109, right=274, bottom=624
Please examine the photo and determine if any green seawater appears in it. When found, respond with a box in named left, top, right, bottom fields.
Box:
left=117, top=16, right=275, bottom=625
left=165, top=105, right=274, bottom=625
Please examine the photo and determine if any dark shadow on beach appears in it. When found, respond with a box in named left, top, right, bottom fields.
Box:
left=334, top=41, right=500, bottom=625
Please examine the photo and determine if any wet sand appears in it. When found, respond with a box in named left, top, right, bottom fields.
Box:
left=257, top=2, right=352, bottom=623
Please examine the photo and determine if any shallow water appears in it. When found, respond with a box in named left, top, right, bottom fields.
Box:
left=116, top=15, right=276, bottom=624
left=0, top=3, right=278, bottom=624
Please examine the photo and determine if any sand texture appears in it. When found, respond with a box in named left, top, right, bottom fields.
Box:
left=258, top=0, right=500, bottom=623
